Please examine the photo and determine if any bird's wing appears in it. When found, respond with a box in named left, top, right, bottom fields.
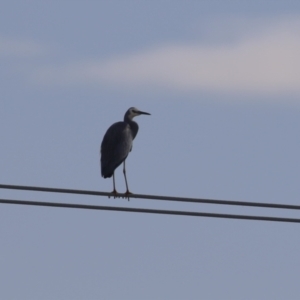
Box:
left=101, top=122, right=133, bottom=177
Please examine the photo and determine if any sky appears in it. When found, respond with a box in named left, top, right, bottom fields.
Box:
left=1, top=1, right=300, bottom=299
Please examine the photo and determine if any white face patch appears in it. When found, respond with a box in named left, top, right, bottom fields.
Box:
left=124, top=106, right=150, bottom=121
left=128, top=107, right=140, bottom=118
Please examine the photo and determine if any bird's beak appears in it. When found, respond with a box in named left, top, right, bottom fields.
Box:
left=138, top=110, right=151, bottom=115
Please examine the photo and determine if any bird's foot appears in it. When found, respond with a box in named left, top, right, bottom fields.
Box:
left=124, top=190, right=132, bottom=201
left=108, top=190, right=119, bottom=199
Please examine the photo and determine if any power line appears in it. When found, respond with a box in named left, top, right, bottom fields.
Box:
left=0, top=183, right=299, bottom=210
left=0, top=198, right=299, bottom=223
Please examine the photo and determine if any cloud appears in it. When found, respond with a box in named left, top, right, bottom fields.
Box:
left=0, top=37, right=46, bottom=57
left=33, top=17, right=300, bottom=95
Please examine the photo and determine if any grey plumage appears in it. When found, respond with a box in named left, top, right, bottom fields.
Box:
left=100, top=107, right=150, bottom=195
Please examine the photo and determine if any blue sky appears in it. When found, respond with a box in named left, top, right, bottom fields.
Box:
left=1, top=1, right=300, bottom=299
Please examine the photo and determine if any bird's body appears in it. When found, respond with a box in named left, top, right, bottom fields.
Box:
left=100, top=107, right=150, bottom=196
left=101, top=121, right=137, bottom=178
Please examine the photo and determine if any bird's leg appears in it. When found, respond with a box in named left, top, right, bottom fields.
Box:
left=123, top=160, right=131, bottom=201
left=109, top=172, right=118, bottom=199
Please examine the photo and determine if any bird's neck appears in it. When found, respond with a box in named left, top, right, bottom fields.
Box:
left=126, top=119, right=139, bottom=140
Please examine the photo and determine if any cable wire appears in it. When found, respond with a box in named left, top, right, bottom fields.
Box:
left=0, top=198, right=300, bottom=223
left=0, top=183, right=299, bottom=210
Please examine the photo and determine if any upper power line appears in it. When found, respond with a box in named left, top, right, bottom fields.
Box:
left=0, top=183, right=299, bottom=210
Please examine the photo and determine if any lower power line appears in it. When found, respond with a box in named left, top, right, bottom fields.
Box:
left=0, top=198, right=299, bottom=223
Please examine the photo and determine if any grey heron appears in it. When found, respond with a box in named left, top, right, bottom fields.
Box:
left=100, top=107, right=150, bottom=197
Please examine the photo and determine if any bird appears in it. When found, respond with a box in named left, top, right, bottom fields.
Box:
left=100, top=107, right=150, bottom=198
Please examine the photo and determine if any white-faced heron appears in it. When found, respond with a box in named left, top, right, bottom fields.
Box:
left=100, top=107, right=150, bottom=197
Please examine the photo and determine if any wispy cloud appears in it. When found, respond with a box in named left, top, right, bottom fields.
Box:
left=33, top=17, right=300, bottom=95
left=0, top=37, right=47, bottom=57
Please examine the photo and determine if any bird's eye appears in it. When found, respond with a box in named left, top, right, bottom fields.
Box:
left=132, top=110, right=138, bottom=113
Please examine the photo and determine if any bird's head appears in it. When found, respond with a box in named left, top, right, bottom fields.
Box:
left=124, top=107, right=151, bottom=121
